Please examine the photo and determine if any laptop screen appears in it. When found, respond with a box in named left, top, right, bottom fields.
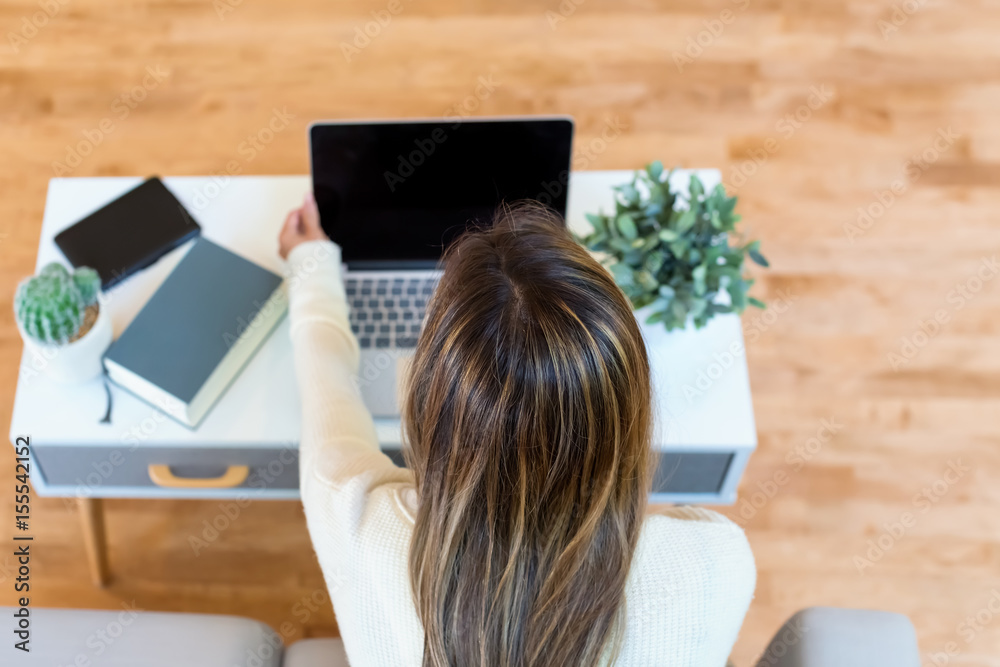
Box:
left=309, top=118, right=574, bottom=269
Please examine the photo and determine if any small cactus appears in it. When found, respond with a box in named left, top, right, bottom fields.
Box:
left=15, top=262, right=101, bottom=345
left=72, top=266, right=101, bottom=307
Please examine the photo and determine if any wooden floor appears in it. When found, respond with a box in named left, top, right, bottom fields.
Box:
left=2, top=0, right=999, bottom=664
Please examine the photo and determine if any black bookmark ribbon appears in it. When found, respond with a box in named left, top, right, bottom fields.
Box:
left=100, top=368, right=113, bottom=424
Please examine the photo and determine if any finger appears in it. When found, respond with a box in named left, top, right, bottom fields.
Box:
left=284, top=209, right=302, bottom=234
left=301, top=192, right=321, bottom=232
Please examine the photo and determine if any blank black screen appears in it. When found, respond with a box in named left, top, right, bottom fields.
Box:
left=309, top=118, right=574, bottom=268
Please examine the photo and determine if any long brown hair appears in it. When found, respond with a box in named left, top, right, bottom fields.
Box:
left=403, top=202, right=653, bottom=667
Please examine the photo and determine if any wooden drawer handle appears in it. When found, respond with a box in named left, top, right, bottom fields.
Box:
left=148, top=464, right=249, bottom=489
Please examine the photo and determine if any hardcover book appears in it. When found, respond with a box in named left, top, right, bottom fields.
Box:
left=104, top=237, right=287, bottom=428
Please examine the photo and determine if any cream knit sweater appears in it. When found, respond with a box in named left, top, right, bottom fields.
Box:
left=287, top=240, right=756, bottom=667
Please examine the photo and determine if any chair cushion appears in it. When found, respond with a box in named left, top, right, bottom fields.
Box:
left=283, top=638, right=350, bottom=667
left=756, top=606, right=920, bottom=667
left=0, top=606, right=282, bottom=666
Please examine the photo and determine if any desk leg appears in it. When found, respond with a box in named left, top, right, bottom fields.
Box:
left=78, top=498, right=110, bottom=587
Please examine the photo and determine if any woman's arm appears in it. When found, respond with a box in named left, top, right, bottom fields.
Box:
left=286, top=239, right=379, bottom=470
left=281, top=195, right=409, bottom=503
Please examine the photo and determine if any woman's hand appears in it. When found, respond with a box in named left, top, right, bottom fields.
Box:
left=279, top=192, right=330, bottom=260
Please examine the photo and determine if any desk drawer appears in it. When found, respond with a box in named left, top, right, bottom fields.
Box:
left=33, top=445, right=298, bottom=494
left=384, top=449, right=735, bottom=495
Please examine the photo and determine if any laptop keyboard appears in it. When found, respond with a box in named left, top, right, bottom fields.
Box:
left=345, top=276, right=439, bottom=349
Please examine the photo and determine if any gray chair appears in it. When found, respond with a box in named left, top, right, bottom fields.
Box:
left=0, top=605, right=918, bottom=666
left=753, top=607, right=921, bottom=667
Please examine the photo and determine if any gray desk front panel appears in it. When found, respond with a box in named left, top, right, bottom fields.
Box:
left=34, top=445, right=299, bottom=494
left=652, top=451, right=733, bottom=495
left=33, top=445, right=735, bottom=498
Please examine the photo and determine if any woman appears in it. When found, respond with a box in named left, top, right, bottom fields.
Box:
left=279, top=193, right=755, bottom=667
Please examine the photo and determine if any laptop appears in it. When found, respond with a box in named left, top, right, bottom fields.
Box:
left=308, top=116, right=574, bottom=416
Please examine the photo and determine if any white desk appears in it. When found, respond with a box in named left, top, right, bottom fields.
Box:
left=10, top=171, right=756, bottom=507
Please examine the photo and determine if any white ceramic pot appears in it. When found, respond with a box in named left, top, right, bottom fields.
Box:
left=17, top=301, right=113, bottom=384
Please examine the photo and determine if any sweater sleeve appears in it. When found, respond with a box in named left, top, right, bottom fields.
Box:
left=285, top=240, right=412, bottom=526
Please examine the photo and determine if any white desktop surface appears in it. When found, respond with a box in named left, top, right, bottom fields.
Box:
left=10, top=171, right=756, bottom=502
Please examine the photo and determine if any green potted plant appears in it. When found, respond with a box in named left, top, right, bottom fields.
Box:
left=14, top=262, right=112, bottom=383
left=578, top=162, right=768, bottom=331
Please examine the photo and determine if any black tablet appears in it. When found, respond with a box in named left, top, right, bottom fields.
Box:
left=54, top=177, right=202, bottom=289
